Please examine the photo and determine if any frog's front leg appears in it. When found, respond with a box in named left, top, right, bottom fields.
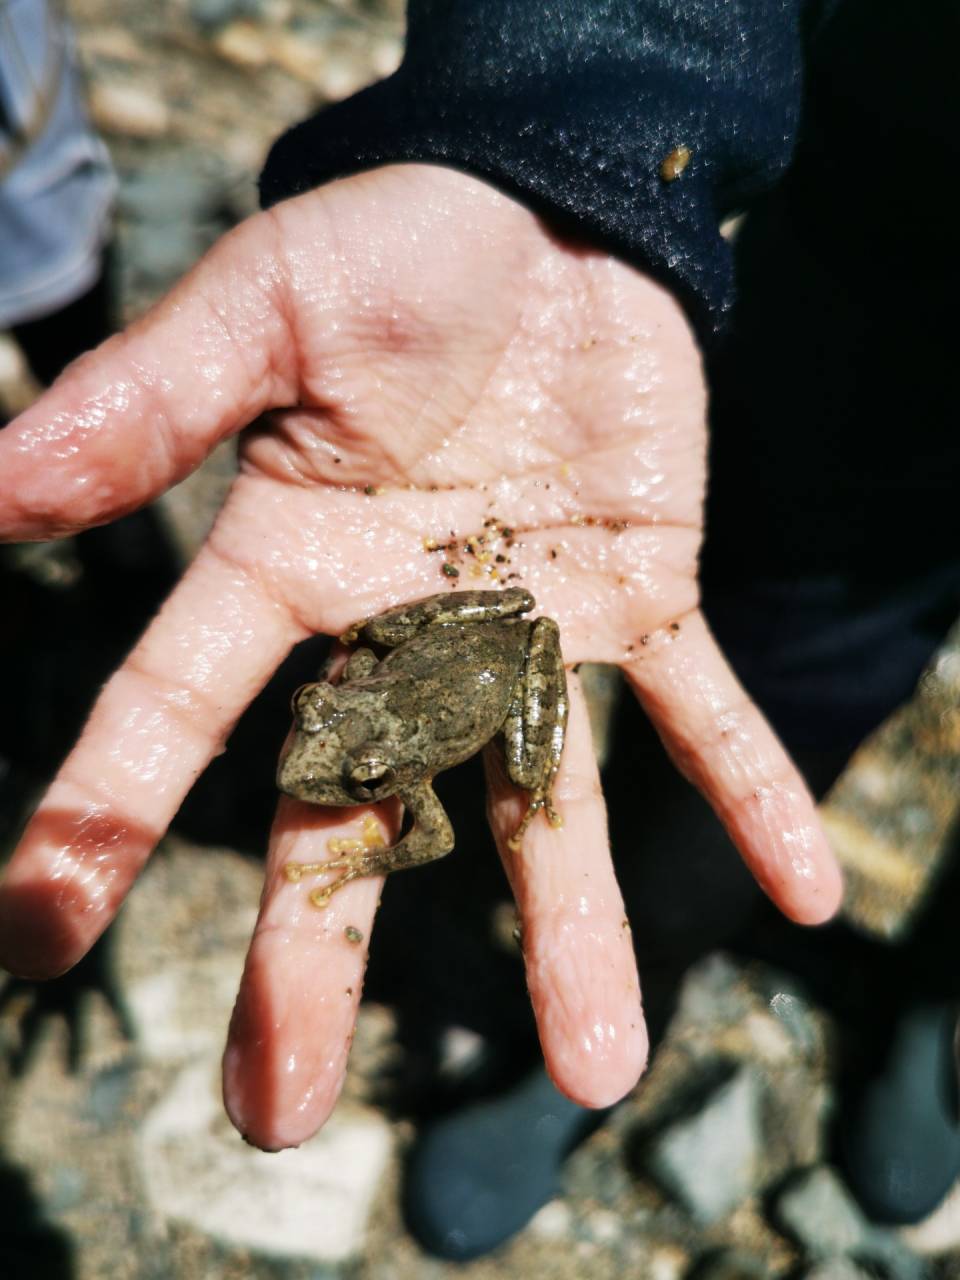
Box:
left=285, top=781, right=454, bottom=908
left=342, top=646, right=378, bottom=680
left=503, top=617, right=569, bottom=849
left=341, top=587, right=534, bottom=648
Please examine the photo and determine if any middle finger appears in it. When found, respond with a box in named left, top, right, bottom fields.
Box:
left=223, top=795, right=398, bottom=1150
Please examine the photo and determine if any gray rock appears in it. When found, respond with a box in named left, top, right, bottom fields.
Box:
left=85, top=1061, right=136, bottom=1129
left=570, top=1206, right=623, bottom=1247
left=776, top=1166, right=869, bottom=1257
left=120, top=213, right=208, bottom=286
left=563, top=1141, right=633, bottom=1206
left=693, top=1250, right=768, bottom=1279
left=118, top=164, right=218, bottom=223
left=189, top=0, right=263, bottom=29
left=764, top=983, right=821, bottom=1059
left=759, top=1064, right=831, bottom=1183
left=676, top=954, right=753, bottom=1028
left=773, top=1166, right=929, bottom=1278
left=859, top=1232, right=931, bottom=1280
left=46, top=1166, right=87, bottom=1216
left=117, top=160, right=228, bottom=288
left=647, top=1068, right=761, bottom=1224
left=803, top=1262, right=872, bottom=1280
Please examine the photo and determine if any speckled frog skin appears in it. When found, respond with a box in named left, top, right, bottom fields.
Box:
left=277, top=588, right=567, bottom=905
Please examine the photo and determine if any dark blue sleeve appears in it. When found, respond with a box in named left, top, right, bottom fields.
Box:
left=259, top=1, right=809, bottom=345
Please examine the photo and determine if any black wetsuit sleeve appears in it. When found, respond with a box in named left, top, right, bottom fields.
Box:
left=259, top=0, right=810, bottom=345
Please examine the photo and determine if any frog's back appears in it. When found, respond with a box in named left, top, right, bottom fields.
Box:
left=376, top=619, right=529, bottom=769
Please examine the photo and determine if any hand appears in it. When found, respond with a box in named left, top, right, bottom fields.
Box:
left=0, top=165, right=841, bottom=1148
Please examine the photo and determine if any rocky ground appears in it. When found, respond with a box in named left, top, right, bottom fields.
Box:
left=2, top=2, right=960, bottom=1277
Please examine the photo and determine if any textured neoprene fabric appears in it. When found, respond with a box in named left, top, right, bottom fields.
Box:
left=259, top=0, right=960, bottom=751
left=259, top=0, right=816, bottom=345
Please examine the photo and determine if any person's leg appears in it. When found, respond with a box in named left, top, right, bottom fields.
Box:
left=405, top=653, right=861, bottom=1260
left=404, top=691, right=773, bottom=1259
left=404, top=563, right=960, bottom=1257
left=836, top=811, right=960, bottom=1225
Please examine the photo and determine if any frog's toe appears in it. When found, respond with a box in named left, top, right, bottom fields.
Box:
left=284, top=859, right=329, bottom=883
left=285, top=852, right=384, bottom=908
left=308, top=869, right=361, bottom=907
left=507, top=791, right=564, bottom=850
left=507, top=798, right=542, bottom=850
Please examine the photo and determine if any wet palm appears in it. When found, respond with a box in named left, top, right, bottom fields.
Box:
left=0, top=166, right=840, bottom=1149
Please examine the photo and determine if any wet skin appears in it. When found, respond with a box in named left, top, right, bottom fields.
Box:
left=0, top=165, right=844, bottom=1149
left=277, top=588, right=568, bottom=904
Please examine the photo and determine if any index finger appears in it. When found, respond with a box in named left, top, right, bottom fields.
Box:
left=0, top=535, right=304, bottom=978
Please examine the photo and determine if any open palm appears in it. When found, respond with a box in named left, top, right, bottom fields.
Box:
left=0, top=165, right=840, bottom=1149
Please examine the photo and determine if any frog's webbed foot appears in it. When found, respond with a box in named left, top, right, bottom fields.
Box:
left=506, top=792, right=564, bottom=851
left=285, top=855, right=381, bottom=908
left=284, top=782, right=454, bottom=908
left=341, top=587, right=534, bottom=649
left=503, top=616, right=569, bottom=850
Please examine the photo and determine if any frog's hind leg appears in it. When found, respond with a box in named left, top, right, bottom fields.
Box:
left=286, top=780, right=455, bottom=907
left=341, top=587, right=534, bottom=648
left=503, top=617, right=568, bottom=850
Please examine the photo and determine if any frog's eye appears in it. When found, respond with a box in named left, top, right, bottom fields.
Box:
left=290, top=684, right=312, bottom=714
left=291, top=682, right=337, bottom=730
left=348, top=759, right=395, bottom=796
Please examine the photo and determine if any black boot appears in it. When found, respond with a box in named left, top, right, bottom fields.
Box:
left=840, top=1000, right=960, bottom=1225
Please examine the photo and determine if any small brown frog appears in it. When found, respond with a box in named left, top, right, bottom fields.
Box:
left=277, top=589, right=567, bottom=905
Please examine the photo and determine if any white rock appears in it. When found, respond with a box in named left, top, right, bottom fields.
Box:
left=370, top=36, right=404, bottom=79
left=125, top=957, right=246, bottom=1062
left=437, top=1025, right=488, bottom=1079
left=743, top=1010, right=795, bottom=1063
left=804, top=1262, right=872, bottom=1280
left=139, top=1061, right=393, bottom=1262
left=89, top=81, right=171, bottom=138
left=529, top=1199, right=572, bottom=1240
left=0, top=333, right=39, bottom=416
left=587, top=1208, right=622, bottom=1245
left=213, top=21, right=272, bottom=69
left=316, top=58, right=374, bottom=103
left=0, top=334, right=23, bottom=384
left=271, top=30, right=330, bottom=86
left=648, top=1246, right=691, bottom=1280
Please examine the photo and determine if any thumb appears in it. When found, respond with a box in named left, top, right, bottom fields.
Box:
left=0, top=211, right=299, bottom=541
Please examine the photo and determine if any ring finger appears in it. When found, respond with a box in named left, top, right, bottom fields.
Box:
left=485, top=673, right=648, bottom=1108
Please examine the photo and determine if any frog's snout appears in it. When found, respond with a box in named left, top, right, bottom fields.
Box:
left=275, top=735, right=303, bottom=795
